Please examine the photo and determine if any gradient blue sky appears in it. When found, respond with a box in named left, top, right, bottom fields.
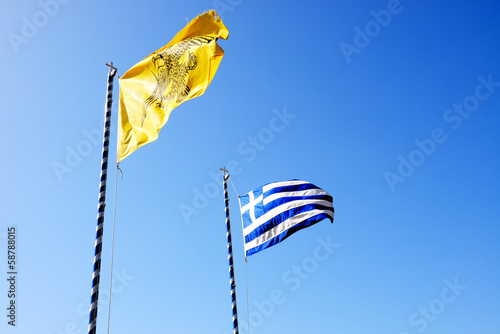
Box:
left=1, top=0, right=499, bottom=333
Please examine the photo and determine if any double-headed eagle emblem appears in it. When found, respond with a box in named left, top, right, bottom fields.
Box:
left=141, top=36, right=214, bottom=126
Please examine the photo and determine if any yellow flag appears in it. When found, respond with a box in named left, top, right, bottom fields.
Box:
left=117, top=10, right=229, bottom=162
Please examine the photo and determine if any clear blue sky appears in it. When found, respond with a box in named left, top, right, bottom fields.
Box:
left=1, top=0, right=499, bottom=333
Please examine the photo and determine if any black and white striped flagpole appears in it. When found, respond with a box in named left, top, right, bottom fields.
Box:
left=221, top=167, right=239, bottom=334
left=88, top=63, right=117, bottom=334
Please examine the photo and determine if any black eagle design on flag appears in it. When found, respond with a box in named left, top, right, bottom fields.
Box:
left=141, top=36, right=215, bottom=126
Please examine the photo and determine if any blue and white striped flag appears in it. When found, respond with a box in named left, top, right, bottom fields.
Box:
left=240, top=180, right=334, bottom=257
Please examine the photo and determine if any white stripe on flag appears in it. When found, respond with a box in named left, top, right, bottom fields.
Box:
left=261, top=180, right=310, bottom=193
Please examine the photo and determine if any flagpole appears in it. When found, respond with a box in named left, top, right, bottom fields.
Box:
left=229, top=176, right=250, bottom=334
left=221, top=167, right=239, bottom=334
left=235, top=194, right=251, bottom=334
left=88, top=62, right=117, bottom=334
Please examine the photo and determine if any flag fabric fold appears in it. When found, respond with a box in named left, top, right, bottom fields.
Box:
left=239, top=180, right=334, bottom=257
left=117, top=10, right=228, bottom=162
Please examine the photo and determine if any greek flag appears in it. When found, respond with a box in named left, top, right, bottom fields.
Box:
left=240, top=180, right=334, bottom=257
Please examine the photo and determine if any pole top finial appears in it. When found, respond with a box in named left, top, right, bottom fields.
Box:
left=220, top=166, right=229, bottom=178
left=106, top=62, right=117, bottom=76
